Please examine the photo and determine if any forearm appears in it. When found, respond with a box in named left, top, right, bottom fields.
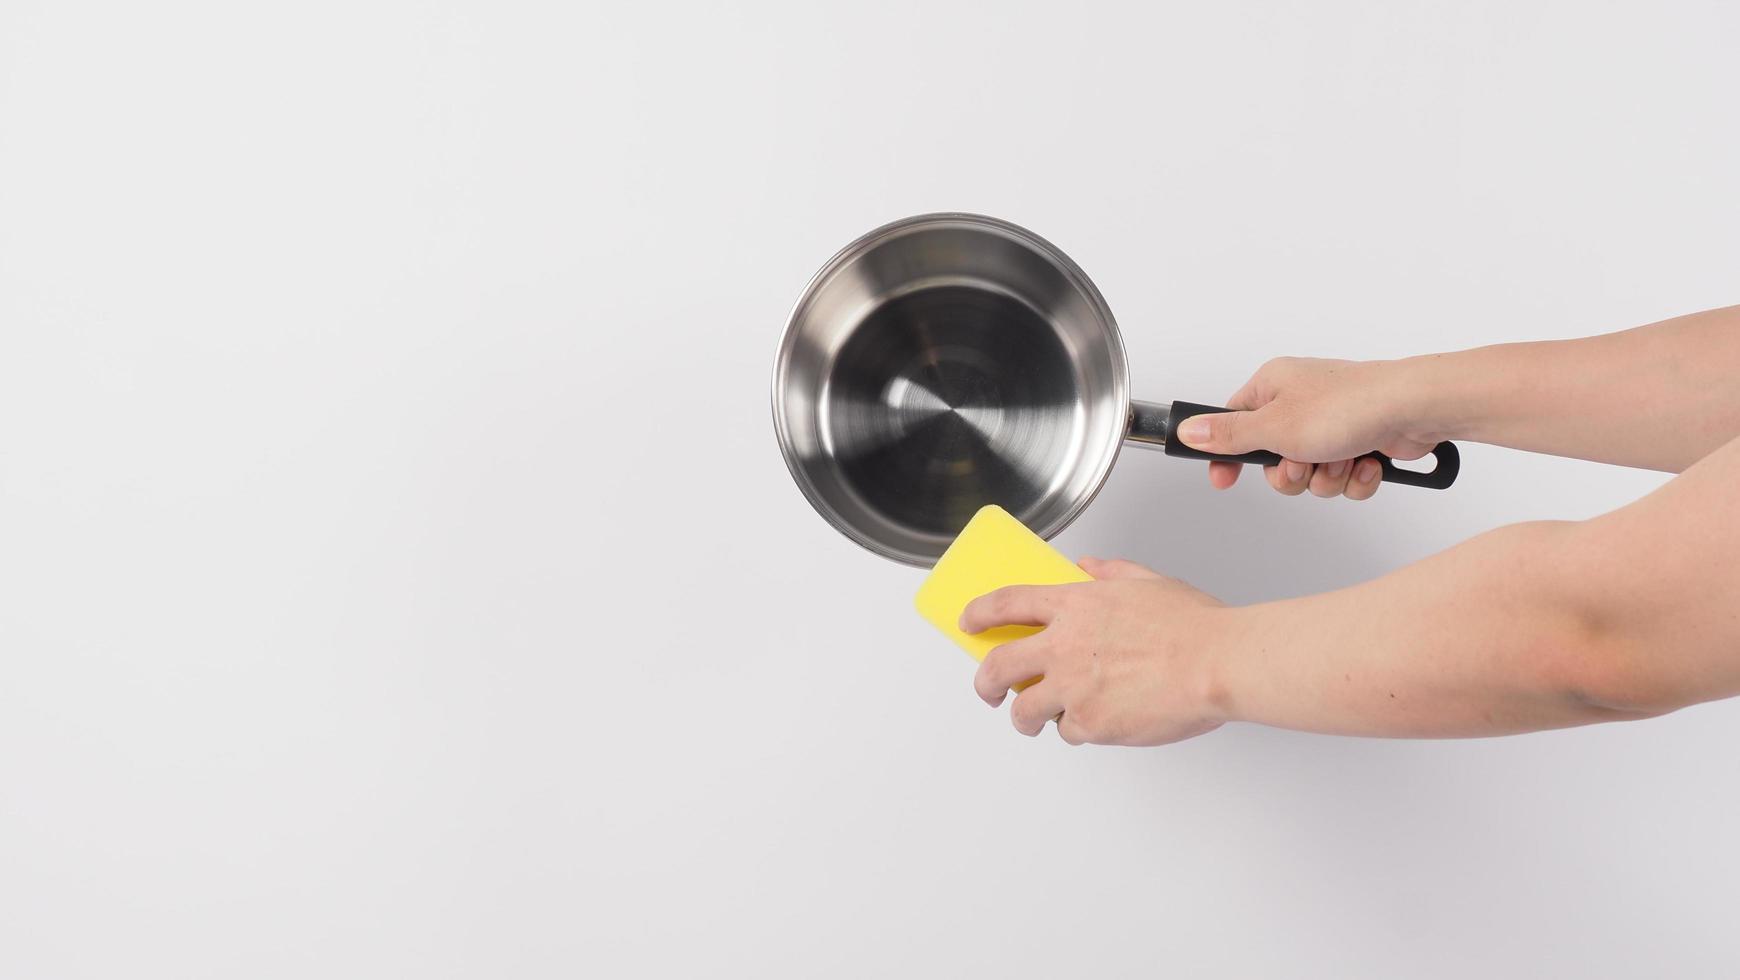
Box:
left=1208, top=522, right=1632, bottom=738
left=1208, top=434, right=1740, bottom=737
left=1398, top=305, right=1740, bottom=472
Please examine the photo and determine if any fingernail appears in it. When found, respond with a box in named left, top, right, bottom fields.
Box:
left=1285, top=460, right=1307, bottom=482
left=1357, top=459, right=1381, bottom=483
left=1327, top=459, right=1349, bottom=479
left=1176, top=417, right=1210, bottom=446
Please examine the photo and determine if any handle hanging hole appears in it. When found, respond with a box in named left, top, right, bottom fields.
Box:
left=1386, top=453, right=1439, bottom=475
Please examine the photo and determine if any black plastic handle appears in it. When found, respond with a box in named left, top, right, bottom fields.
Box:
left=1160, top=400, right=1460, bottom=490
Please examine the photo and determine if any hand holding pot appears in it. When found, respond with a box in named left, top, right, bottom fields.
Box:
left=1176, top=357, right=1455, bottom=500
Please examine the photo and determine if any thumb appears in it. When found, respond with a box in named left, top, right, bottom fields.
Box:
left=1174, top=407, right=1278, bottom=456
left=1079, top=557, right=1164, bottom=581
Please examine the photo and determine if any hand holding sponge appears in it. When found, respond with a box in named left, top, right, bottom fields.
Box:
left=914, top=505, right=1091, bottom=671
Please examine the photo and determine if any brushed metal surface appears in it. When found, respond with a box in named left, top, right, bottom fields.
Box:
left=1125, top=399, right=1173, bottom=451
left=772, top=213, right=1131, bottom=567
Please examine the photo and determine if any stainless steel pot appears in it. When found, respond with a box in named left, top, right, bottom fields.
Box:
left=771, top=213, right=1458, bottom=567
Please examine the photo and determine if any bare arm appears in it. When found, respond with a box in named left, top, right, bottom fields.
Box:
left=962, top=434, right=1740, bottom=744
left=1412, top=304, right=1740, bottom=472
left=1173, top=304, right=1740, bottom=497
left=1213, top=432, right=1740, bottom=737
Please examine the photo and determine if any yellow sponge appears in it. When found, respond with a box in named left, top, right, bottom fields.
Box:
left=914, top=505, right=1092, bottom=675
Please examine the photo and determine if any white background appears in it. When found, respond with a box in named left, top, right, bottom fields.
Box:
left=3, top=1, right=1738, bottom=976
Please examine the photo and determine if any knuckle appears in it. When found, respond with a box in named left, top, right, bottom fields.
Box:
left=973, top=666, right=999, bottom=700
left=975, top=588, right=1015, bottom=626
left=980, top=645, right=1014, bottom=680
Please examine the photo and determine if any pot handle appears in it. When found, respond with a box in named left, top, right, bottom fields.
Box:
left=1128, top=400, right=1460, bottom=490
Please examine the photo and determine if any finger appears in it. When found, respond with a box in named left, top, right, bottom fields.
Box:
left=1201, top=381, right=1270, bottom=488
left=1378, top=440, right=1433, bottom=461
left=1173, top=405, right=1284, bottom=457
left=1009, top=681, right=1066, bottom=738
left=974, top=634, right=1052, bottom=707
left=1266, top=458, right=1313, bottom=496
left=1207, top=460, right=1242, bottom=489
left=1344, top=457, right=1383, bottom=501
left=1309, top=458, right=1355, bottom=498
left=1079, top=557, right=1163, bottom=581
left=960, top=584, right=1069, bottom=633
left=1056, top=712, right=1090, bottom=746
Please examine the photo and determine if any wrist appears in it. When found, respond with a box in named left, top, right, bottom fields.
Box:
left=1194, top=606, right=1254, bottom=725
left=1380, top=352, right=1482, bottom=443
